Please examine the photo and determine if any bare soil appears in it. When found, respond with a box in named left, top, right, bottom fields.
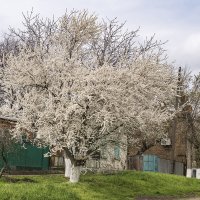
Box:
left=1, top=176, right=37, bottom=183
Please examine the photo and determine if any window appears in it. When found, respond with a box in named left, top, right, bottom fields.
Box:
left=101, top=144, right=107, bottom=159
left=114, top=144, right=120, bottom=160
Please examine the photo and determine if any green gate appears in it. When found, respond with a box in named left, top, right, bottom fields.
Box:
left=143, top=154, right=159, bottom=172
left=0, top=143, right=49, bottom=170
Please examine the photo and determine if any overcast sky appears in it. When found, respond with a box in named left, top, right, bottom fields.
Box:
left=0, top=0, right=200, bottom=74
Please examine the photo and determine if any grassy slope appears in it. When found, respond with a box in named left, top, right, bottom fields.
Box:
left=0, top=171, right=200, bottom=200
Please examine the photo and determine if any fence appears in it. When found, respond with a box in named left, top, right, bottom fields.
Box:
left=0, top=143, right=49, bottom=171
left=128, top=154, right=184, bottom=175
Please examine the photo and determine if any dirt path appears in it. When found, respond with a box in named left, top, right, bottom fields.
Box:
left=136, top=197, right=200, bottom=200
left=177, top=198, right=200, bottom=200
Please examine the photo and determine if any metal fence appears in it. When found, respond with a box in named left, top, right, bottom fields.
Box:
left=0, top=143, right=49, bottom=170
left=128, top=154, right=184, bottom=175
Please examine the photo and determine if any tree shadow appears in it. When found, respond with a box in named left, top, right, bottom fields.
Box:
left=1, top=176, right=37, bottom=183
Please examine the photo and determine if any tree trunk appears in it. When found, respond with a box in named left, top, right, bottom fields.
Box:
left=64, top=158, right=71, bottom=178
left=70, top=163, right=81, bottom=183
left=186, top=139, right=192, bottom=177
left=0, top=166, right=5, bottom=178
left=62, top=148, right=83, bottom=183
left=63, top=150, right=72, bottom=178
left=0, top=148, right=9, bottom=178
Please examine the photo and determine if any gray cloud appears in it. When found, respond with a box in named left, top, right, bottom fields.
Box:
left=0, top=0, right=199, bottom=74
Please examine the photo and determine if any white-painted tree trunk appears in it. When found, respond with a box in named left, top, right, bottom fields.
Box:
left=186, top=139, right=192, bottom=170
left=70, top=164, right=81, bottom=183
left=186, top=168, right=192, bottom=178
left=63, top=150, right=72, bottom=178
left=64, top=158, right=71, bottom=178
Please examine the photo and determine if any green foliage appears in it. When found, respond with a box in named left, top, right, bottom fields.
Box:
left=0, top=171, right=200, bottom=200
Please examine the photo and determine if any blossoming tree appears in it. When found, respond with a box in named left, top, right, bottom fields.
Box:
left=1, top=10, right=176, bottom=182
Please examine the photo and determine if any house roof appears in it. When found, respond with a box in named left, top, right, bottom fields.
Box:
left=0, top=116, right=17, bottom=122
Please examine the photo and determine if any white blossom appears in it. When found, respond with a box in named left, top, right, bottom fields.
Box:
left=1, top=10, right=176, bottom=182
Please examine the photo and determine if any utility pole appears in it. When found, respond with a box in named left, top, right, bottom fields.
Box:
left=171, top=67, right=182, bottom=174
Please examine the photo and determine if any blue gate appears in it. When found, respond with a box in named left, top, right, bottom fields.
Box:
left=143, top=154, right=159, bottom=172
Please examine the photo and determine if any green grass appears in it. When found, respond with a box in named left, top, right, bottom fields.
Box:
left=0, top=171, right=200, bottom=200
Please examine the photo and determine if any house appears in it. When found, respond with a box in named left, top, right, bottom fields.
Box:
left=126, top=68, right=198, bottom=176
left=51, top=137, right=128, bottom=172
left=0, top=116, right=128, bottom=172
left=0, top=112, right=194, bottom=176
left=127, top=109, right=194, bottom=176
left=85, top=136, right=127, bottom=171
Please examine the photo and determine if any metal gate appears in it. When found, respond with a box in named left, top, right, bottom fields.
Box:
left=143, top=154, right=159, bottom=172
left=0, top=143, right=49, bottom=170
